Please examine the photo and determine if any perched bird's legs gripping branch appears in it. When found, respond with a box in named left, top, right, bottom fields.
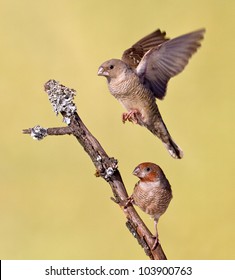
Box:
left=122, top=196, right=134, bottom=208
left=151, top=220, right=160, bottom=250
left=151, top=234, right=159, bottom=251
left=122, top=109, right=142, bottom=124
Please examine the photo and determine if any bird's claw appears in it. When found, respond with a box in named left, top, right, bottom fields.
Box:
left=151, top=235, right=160, bottom=250
left=120, top=196, right=133, bottom=208
left=122, top=110, right=141, bottom=124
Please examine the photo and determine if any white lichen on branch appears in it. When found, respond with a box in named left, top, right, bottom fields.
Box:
left=44, top=80, right=77, bottom=124
left=31, top=125, right=48, bottom=140
left=105, top=166, right=115, bottom=179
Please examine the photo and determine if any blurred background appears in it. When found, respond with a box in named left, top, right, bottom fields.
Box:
left=0, top=0, right=234, bottom=260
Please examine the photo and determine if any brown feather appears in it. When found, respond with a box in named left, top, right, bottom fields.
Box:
left=122, top=29, right=169, bottom=68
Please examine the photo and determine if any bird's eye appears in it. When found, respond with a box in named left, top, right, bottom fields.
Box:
left=146, top=167, right=151, bottom=172
left=109, top=65, right=114, bottom=69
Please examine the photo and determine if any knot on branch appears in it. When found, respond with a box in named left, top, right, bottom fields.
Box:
left=44, top=80, right=77, bottom=124
left=105, top=166, right=115, bottom=179
left=96, top=156, right=118, bottom=181
left=30, top=125, right=48, bottom=140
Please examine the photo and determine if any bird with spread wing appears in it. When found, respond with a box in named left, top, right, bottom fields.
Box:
left=98, top=28, right=205, bottom=158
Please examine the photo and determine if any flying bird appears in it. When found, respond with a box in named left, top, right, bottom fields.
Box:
left=130, top=162, right=172, bottom=250
left=98, top=28, right=205, bottom=158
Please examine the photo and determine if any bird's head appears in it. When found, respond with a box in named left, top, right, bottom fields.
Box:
left=132, top=162, right=162, bottom=183
left=98, top=59, right=129, bottom=82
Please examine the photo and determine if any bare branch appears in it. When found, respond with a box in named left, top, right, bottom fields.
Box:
left=22, top=80, right=167, bottom=260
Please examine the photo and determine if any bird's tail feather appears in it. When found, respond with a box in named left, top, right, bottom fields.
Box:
left=146, top=112, right=183, bottom=159
left=164, top=137, right=184, bottom=159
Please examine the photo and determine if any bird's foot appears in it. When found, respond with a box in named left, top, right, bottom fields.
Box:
left=151, top=234, right=160, bottom=250
left=121, top=196, right=134, bottom=208
left=122, top=109, right=141, bottom=124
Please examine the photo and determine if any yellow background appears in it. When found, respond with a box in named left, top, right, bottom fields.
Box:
left=0, top=0, right=234, bottom=259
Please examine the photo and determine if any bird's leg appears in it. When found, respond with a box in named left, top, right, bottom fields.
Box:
left=152, top=232, right=159, bottom=250
left=122, top=109, right=142, bottom=124
left=121, top=195, right=134, bottom=208
left=151, top=219, right=159, bottom=250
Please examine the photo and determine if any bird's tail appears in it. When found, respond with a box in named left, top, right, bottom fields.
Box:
left=147, top=116, right=184, bottom=159
left=164, top=137, right=184, bottom=159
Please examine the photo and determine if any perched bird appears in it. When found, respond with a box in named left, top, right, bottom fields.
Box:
left=98, top=28, right=205, bottom=158
left=130, top=162, right=172, bottom=250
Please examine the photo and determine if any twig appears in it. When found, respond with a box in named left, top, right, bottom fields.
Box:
left=22, top=80, right=167, bottom=260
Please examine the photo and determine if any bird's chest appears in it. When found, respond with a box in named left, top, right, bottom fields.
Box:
left=132, top=181, right=172, bottom=218
left=132, top=182, right=160, bottom=214
left=108, top=78, right=135, bottom=99
left=108, top=78, right=147, bottom=112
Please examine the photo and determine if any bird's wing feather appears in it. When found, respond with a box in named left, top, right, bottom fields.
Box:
left=136, top=29, right=205, bottom=99
left=122, top=29, right=169, bottom=69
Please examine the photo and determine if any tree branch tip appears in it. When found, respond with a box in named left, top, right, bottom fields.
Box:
left=22, top=128, right=30, bottom=134
left=44, top=79, right=77, bottom=119
left=22, top=125, right=48, bottom=140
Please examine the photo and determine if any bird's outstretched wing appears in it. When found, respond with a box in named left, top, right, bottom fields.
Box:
left=122, top=29, right=169, bottom=69
left=136, top=29, right=205, bottom=99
